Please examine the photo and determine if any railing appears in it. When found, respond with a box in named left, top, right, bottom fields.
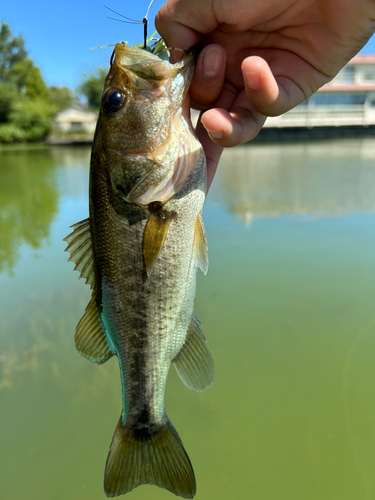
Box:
left=265, top=104, right=372, bottom=127
left=284, top=105, right=364, bottom=117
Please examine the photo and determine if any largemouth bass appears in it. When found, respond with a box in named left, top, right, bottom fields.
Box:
left=64, top=41, right=213, bottom=498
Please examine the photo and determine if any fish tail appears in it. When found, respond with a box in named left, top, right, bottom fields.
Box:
left=104, top=416, right=196, bottom=498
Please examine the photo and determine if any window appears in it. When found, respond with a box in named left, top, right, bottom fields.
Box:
left=342, top=66, right=355, bottom=83
left=314, top=94, right=365, bottom=107
left=362, top=71, right=375, bottom=82
left=69, top=121, right=83, bottom=131
left=334, top=66, right=355, bottom=83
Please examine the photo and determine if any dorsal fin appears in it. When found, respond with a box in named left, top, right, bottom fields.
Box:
left=194, top=213, right=208, bottom=275
left=63, top=218, right=95, bottom=288
left=143, top=208, right=176, bottom=276
left=75, top=294, right=113, bottom=364
left=172, top=315, right=214, bottom=392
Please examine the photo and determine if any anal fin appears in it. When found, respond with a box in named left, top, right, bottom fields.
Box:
left=172, top=315, right=214, bottom=392
left=75, top=295, right=113, bottom=364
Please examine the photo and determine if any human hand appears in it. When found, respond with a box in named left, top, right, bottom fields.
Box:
left=156, top=0, right=375, bottom=188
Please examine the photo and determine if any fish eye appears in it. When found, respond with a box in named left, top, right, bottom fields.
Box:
left=102, top=89, right=126, bottom=114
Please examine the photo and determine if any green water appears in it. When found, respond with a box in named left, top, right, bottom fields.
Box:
left=2, top=139, right=375, bottom=500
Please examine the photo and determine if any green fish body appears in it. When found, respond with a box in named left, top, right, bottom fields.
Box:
left=64, top=43, right=213, bottom=498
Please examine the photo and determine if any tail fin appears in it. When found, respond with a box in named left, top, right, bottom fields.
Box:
left=104, top=417, right=196, bottom=498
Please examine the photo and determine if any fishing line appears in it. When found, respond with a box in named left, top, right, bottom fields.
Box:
left=144, top=0, right=155, bottom=20
left=103, top=1, right=190, bottom=56
left=142, top=0, right=157, bottom=48
left=104, top=2, right=157, bottom=48
left=104, top=6, right=142, bottom=23
left=106, top=17, right=143, bottom=25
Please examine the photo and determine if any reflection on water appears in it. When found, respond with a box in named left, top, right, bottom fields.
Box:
left=217, top=138, right=375, bottom=221
left=0, top=150, right=58, bottom=272
left=1, top=139, right=375, bottom=500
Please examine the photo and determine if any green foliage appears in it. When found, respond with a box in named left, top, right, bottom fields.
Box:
left=0, top=20, right=77, bottom=143
left=0, top=21, right=45, bottom=97
left=9, top=57, right=48, bottom=98
left=0, top=97, right=56, bottom=143
left=49, top=86, right=76, bottom=111
left=0, top=20, right=27, bottom=81
left=79, top=68, right=107, bottom=109
left=10, top=99, right=56, bottom=140
left=0, top=80, right=18, bottom=123
left=0, top=123, right=26, bottom=143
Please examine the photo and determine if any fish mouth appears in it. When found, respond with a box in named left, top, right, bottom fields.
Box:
left=114, top=43, right=167, bottom=65
left=111, top=42, right=193, bottom=82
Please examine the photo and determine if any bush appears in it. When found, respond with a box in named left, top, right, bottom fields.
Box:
left=0, top=123, right=26, bottom=143
left=79, top=68, right=108, bottom=109
left=0, top=81, right=18, bottom=123
left=0, top=99, right=57, bottom=143
left=9, top=99, right=56, bottom=141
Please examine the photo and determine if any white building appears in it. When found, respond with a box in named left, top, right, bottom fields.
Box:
left=53, top=104, right=97, bottom=135
left=265, top=55, right=375, bottom=129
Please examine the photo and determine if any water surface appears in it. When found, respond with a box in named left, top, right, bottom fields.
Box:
left=2, top=139, right=375, bottom=500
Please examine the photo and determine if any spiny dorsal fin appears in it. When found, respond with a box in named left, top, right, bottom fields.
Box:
left=75, top=295, right=113, bottom=364
left=105, top=416, right=196, bottom=498
left=143, top=208, right=176, bottom=276
left=172, top=315, right=214, bottom=392
left=194, top=213, right=208, bottom=275
left=63, top=218, right=95, bottom=288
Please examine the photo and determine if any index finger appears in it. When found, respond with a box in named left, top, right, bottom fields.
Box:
left=155, top=0, right=218, bottom=50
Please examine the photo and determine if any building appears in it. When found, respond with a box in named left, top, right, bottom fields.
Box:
left=53, top=104, right=97, bottom=135
left=264, top=55, right=375, bottom=132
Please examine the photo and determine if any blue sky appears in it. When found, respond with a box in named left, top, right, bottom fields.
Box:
left=2, top=1, right=375, bottom=91
left=1, top=0, right=158, bottom=89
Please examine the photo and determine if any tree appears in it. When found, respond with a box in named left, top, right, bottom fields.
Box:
left=49, top=86, right=76, bottom=111
left=8, top=57, right=47, bottom=98
left=9, top=99, right=56, bottom=140
left=79, top=68, right=108, bottom=109
left=0, top=21, right=27, bottom=81
left=0, top=20, right=77, bottom=142
left=0, top=80, right=17, bottom=123
left=0, top=22, right=48, bottom=98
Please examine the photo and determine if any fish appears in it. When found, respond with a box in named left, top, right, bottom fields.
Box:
left=64, top=41, right=213, bottom=499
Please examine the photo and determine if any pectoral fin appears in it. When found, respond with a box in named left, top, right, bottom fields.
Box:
left=63, top=218, right=95, bottom=288
left=172, top=315, right=214, bottom=392
left=75, top=295, right=113, bottom=364
left=143, top=209, right=176, bottom=275
left=194, top=213, right=208, bottom=275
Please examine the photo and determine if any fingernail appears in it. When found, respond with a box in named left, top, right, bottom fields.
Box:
left=205, top=128, right=223, bottom=139
left=203, top=48, right=223, bottom=77
left=245, top=71, right=260, bottom=89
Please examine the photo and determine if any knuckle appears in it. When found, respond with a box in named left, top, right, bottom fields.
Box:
left=190, top=84, right=221, bottom=108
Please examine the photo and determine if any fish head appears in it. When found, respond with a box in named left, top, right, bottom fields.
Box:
left=97, top=42, right=195, bottom=155
left=92, top=42, right=205, bottom=205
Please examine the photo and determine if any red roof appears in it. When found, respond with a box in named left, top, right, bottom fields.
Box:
left=318, top=55, right=375, bottom=92
left=348, top=54, right=375, bottom=64
left=319, top=83, right=375, bottom=92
